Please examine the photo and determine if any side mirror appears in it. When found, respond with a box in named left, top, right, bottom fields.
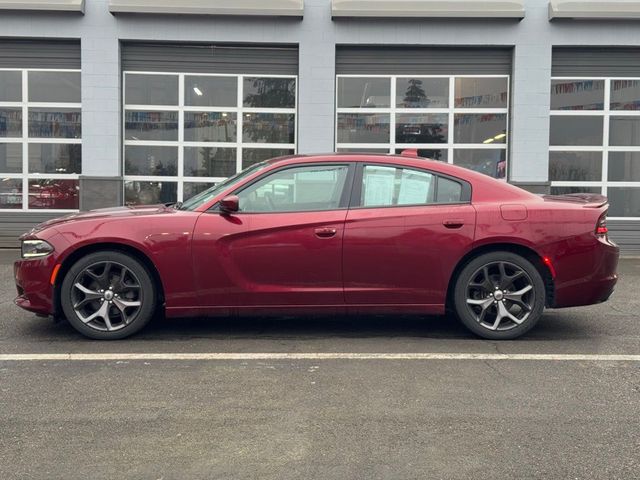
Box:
left=219, top=195, right=239, bottom=214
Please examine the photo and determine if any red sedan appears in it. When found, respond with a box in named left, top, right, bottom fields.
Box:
left=14, top=152, right=619, bottom=340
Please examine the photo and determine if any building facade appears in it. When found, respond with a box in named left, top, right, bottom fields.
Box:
left=0, top=0, right=639, bottom=253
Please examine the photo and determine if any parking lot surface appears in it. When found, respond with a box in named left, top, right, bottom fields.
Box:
left=1, top=249, right=639, bottom=479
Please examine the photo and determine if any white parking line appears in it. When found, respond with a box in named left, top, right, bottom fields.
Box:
left=0, top=353, right=639, bottom=361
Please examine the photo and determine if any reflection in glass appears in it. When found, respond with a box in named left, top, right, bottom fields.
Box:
left=125, top=111, right=178, bottom=141
left=0, top=143, right=22, bottom=173
left=394, top=148, right=447, bottom=161
left=454, top=114, right=507, bottom=144
left=28, top=108, right=81, bottom=139
left=184, top=182, right=216, bottom=201
left=242, top=148, right=294, bottom=169
left=184, top=112, right=236, bottom=142
left=0, top=71, right=21, bottom=102
left=125, top=74, right=178, bottom=106
left=338, top=77, right=390, bottom=108
left=185, top=76, right=237, bottom=107
left=29, top=71, right=81, bottom=103
left=611, top=80, right=640, bottom=111
left=0, top=109, right=22, bottom=137
left=0, top=178, right=22, bottom=209
left=608, top=152, right=640, bottom=182
left=124, top=180, right=177, bottom=206
left=607, top=188, right=640, bottom=217
left=29, top=144, right=81, bottom=174
left=609, top=116, right=640, bottom=146
left=184, top=147, right=236, bottom=177
left=396, top=78, right=448, bottom=108
left=243, top=78, right=295, bottom=108
left=453, top=149, right=506, bottom=179
left=395, top=113, right=448, bottom=144
left=455, top=78, right=508, bottom=108
left=124, top=146, right=177, bottom=176
left=550, top=186, right=601, bottom=195
left=549, top=116, right=603, bottom=146
left=28, top=179, right=79, bottom=209
left=242, top=113, right=295, bottom=144
left=337, top=113, right=390, bottom=144
left=549, top=151, right=602, bottom=182
left=550, top=80, right=605, bottom=111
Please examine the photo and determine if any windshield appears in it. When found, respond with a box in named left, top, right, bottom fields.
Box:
left=179, top=161, right=270, bottom=211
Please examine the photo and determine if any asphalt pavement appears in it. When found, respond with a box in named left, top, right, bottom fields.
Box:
left=1, top=249, right=639, bottom=479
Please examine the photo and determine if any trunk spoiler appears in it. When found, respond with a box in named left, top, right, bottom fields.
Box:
left=541, top=193, right=608, bottom=209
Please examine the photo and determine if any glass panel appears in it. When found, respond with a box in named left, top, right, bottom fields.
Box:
left=28, top=108, right=81, bottom=139
left=607, top=188, right=640, bottom=217
left=124, top=111, right=178, bottom=141
left=609, top=116, right=640, bottom=146
left=0, top=178, right=22, bottom=209
left=0, top=71, right=22, bottom=102
left=124, top=146, right=177, bottom=176
left=395, top=148, right=447, bottom=161
left=337, top=113, right=390, bottom=144
left=436, top=177, right=462, bottom=203
left=395, top=113, right=448, bottom=144
left=124, top=180, right=177, bottom=206
left=184, top=112, right=236, bottom=142
left=242, top=113, right=295, bottom=144
left=608, top=152, right=640, bottom=182
left=454, top=114, right=507, bottom=144
left=550, top=186, right=601, bottom=195
left=28, top=179, right=79, bottom=209
left=0, top=143, right=22, bottom=173
left=338, top=148, right=389, bottom=153
left=611, top=80, right=640, bottom=111
left=360, top=165, right=435, bottom=207
left=453, top=149, right=506, bottom=179
left=185, top=76, right=237, bottom=107
left=455, top=77, right=508, bottom=108
left=242, top=148, right=295, bottom=169
left=549, top=151, right=602, bottom=182
left=396, top=77, right=448, bottom=108
left=184, top=147, right=236, bottom=177
left=237, top=165, right=349, bottom=212
left=29, top=144, right=81, bottom=174
left=243, top=77, right=296, bottom=108
left=125, top=74, right=178, bottom=106
left=28, top=71, right=80, bottom=103
left=337, top=77, right=390, bottom=108
left=550, top=80, right=605, bottom=111
left=183, top=182, right=216, bottom=201
left=549, top=116, right=603, bottom=146
left=0, top=108, right=22, bottom=137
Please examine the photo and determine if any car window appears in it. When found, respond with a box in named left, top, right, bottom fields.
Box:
left=237, top=164, right=349, bottom=212
left=436, top=176, right=463, bottom=203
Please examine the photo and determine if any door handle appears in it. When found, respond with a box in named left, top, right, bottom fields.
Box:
left=314, top=227, right=337, bottom=238
left=443, top=219, right=464, bottom=229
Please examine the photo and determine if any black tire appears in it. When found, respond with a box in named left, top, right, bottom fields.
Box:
left=453, top=251, right=545, bottom=340
left=60, top=251, right=156, bottom=340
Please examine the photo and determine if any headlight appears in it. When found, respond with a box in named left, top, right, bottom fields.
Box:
left=21, top=239, right=54, bottom=259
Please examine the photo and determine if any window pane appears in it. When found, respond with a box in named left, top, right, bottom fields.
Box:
left=455, top=77, right=508, bottom=108
left=550, top=186, right=601, bottom=195
left=549, top=116, right=603, bottom=146
left=184, top=182, right=216, bottom=201
left=397, top=168, right=434, bottom=205
left=395, top=148, right=447, bottom=161
left=242, top=148, right=294, bottom=169
left=454, top=114, right=507, bottom=144
left=454, top=149, right=506, bottom=179
left=184, top=147, right=236, bottom=177
left=124, top=180, right=177, bottom=206
left=0, top=108, right=22, bottom=137
left=360, top=165, right=435, bottom=207
left=609, top=116, right=640, bottom=146
left=549, top=151, right=602, bottom=182
left=125, top=74, right=178, bottom=106
left=436, top=177, right=462, bottom=203
left=338, top=148, right=389, bottom=153
left=29, top=144, right=81, bottom=174
left=28, top=179, right=78, bottom=209
left=238, top=165, right=348, bottom=212
left=611, top=79, right=640, bottom=111
left=550, top=80, right=605, bottom=111
left=0, top=178, right=22, bottom=209
left=396, top=77, right=448, bottom=108
left=28, top=108, right=81, bottom=139
left=28, top=71, right=80, bottom=103
left=608, top=152, right=640, bottom=182
left=0, top=143, right=22, bottom=173
left=337, top=77, right=390, bottom=108
left=124, top=146, right=177, bottom=176
left=0, top=71, right=22, bottom=102
left=395, top=113, right=448, bottom=144
left=242, top=113, right=294, bottom=144
left=185, top=76, right=237, bottom=107
left=243, top=77, right=295, bottom=108
left=337, top=113, right=390, bottom=144
left=184, top=112, right=236, bottom=142
left=124, top=111, right=178, bottom=141
left=607, top=188, right=640, bottom=217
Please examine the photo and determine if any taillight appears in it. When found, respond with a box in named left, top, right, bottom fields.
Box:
left=596, top=211, right=608, bottom=236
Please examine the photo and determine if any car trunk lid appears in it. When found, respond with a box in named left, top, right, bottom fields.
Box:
left=541, top=193, right=608, bottom=208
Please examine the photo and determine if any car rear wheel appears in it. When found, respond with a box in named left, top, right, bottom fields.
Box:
left=453, top=251, right=545, bottom=340
left=60, top=251, right=156, bottom=340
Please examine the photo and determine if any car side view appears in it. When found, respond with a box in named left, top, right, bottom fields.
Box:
left=14, top=151, right=619, bottom=340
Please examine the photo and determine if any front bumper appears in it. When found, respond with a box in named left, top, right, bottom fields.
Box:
left=14, top=256, right=57, bottom=316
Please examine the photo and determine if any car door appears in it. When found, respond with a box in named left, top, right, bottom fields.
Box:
left=343, top=163, right=476, bottom=306
left=192, top=163, right=354, bottom=307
